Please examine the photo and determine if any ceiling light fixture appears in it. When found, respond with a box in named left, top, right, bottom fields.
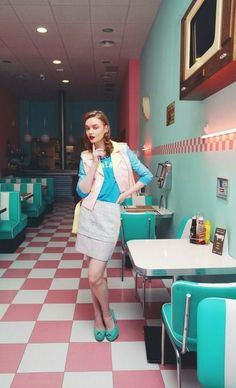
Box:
left=102, top=27, right=114, bottom=33
left=53, top=59, right=62, bottom=65
left=62, top=79, right=69, bottom=84
left=99, top=40, right=115, bottom=47
left=37, top=26, right=48, bottom=34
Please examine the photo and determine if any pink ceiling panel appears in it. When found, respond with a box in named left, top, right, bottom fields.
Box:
left=57, top=22, right=91, bottom=35
left=90, top=0, right=129, bottom=5
left=90, top=5, right=128, bottom=23
left=10, top=0, right=49, bottom=5
left=0, top=0, right=162, bottom=100
left=127, top=5, right=159, bottom=23
left=49, top=0, right=89, bottom=5
left=12, top=5, right=54, bottom=23
left=1, top=34, right=35, bottom=48
left=51, top=5, right=90, bottom=23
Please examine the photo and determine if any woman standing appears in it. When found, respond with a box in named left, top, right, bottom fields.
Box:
left=75, top=110, right=153, bottom=342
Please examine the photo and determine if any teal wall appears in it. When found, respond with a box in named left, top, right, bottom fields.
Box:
left=140, top=0, right=236, bottom=259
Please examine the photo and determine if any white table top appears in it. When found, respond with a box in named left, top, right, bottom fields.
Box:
left=122, top=205, right=173, bottom=218
left=127, top=238, right=236, bottom=277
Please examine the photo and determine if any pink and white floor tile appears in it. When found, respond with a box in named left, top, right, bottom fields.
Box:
left=0, top=203, right=200, bottom=388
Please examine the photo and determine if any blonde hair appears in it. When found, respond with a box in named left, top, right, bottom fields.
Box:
left=82, top=110, right=113, bottom=156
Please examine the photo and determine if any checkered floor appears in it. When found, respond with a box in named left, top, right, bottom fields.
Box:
left=0, top=203, right=200, bottom=388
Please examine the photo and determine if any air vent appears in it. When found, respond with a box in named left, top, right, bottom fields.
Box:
left=105, top=65, right=118, bottom=74
left=15, top=73, right=29, bottom=80
left=104, top=83, right=114, bottom=88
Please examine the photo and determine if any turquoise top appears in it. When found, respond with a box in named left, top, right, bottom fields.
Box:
left=77, top=144, right=153, bottom=203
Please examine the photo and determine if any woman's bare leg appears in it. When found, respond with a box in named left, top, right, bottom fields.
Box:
left=87, top=256, right=105, bottom=330
left=88, top=257, right=114, bottom=331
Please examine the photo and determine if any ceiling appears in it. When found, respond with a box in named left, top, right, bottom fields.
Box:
left=0, top=0, right=162, bottom=101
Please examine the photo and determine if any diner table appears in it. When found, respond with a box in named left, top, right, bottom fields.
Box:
left=127, top=238, right=236, bottom=363
left=20, top=193, right=34, bottom=201
left=122, top=205, right=173, bottom=219
left=127, top=238, right=236, bottom=278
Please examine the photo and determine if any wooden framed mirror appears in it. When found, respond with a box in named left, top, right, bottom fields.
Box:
left=180, top=0, right=236, bottom=100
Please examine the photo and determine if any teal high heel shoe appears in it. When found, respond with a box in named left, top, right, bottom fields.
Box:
left=94, top=328, right=106, bottom=342
left=105, top=309, right=119, bottom=342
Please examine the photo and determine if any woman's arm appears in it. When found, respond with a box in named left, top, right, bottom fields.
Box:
left=116, top=145, right=153, bottom=204
left=117, top=181, right=145, bottom=204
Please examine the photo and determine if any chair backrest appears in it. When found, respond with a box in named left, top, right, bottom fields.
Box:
left=123, top=195, right=153, bottom=206
left=121, top=212, right=156, bottom=243
left=0, top=191, right=21, bottom=222
left=176, top=217, right=192, bottom=239
left=1, top=182, right=43, bottom=207
left=171, top=281, right=236, bottom=350
left=197, top=297, right=236, bottom=388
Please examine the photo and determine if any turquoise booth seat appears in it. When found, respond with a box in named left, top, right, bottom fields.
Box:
left=197, top=297, right=236, bottom=388
left=24, top=178, right=54, bottom=212
left=161, top=280, right=236, bottom=388
left=0, top=177, right=54, bottom=212
left=0, top=191, right=28, bottom=253
left=0, top=182, right=45, bottom=227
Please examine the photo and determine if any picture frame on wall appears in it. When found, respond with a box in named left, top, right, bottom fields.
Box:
left=166, top=101, right=175, bottom=126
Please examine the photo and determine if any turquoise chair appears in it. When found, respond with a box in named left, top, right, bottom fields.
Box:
left=122, top=195, right=153, bottom=206
left=161, top=281, right=236, bottom=388
left=0, top=191, right=28, bottom=252
left=176, top=217, right=192, bottom=239
left=197, top=297, right=236, bottom=388
left=120, top=212, right=156, bottom=309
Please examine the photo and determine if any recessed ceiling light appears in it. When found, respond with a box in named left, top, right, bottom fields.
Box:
left=56, top=68, right=64, bottom=72
left=53, top=59, right=62, bottom=65
left=99, top=40, right=115, bottom=47
left=62, top=79, right=69, bottom=84
left=37, top=26, right=47, bottom=34
left=102, top=27, right=114, bottom=33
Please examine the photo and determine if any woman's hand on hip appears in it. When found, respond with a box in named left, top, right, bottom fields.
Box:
left=116, top=192, right=128, bottom=204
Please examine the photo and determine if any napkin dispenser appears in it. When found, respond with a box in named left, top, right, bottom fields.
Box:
left=155, top=161, right=172, bottom=190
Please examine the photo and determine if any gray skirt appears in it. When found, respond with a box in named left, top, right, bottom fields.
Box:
left=75, top=200, right=121, bottom=262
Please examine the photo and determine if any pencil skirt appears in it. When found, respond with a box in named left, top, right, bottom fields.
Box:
left=75, top=200, right=121, bottom=262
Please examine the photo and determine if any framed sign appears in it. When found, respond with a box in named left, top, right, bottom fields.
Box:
left=166, top=101, right=175, bottom=126
left=212, top=227, right=226, bottom=256
left=216, top=177, right=229, bottom=200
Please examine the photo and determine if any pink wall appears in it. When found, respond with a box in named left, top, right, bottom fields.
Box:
left=118, top=59, right=140, bottom=150
left=0, top=87, right=20, bottom=172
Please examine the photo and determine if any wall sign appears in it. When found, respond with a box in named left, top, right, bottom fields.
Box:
left=212, top=227, right=226, bottom=256
left=166, top=101, right=175, bottom=126
left=216, top=177, right=229, bottom=200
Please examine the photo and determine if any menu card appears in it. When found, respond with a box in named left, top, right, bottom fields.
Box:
left=212, top=227, right=226, bottom=255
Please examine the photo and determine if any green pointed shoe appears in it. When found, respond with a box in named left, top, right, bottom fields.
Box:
left=105, top=309, right=119, bottom=342
left=94, top=328, right=106, bottom=342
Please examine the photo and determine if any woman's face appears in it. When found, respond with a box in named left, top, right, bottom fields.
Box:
left=85, top=116, right=108, bottom=148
